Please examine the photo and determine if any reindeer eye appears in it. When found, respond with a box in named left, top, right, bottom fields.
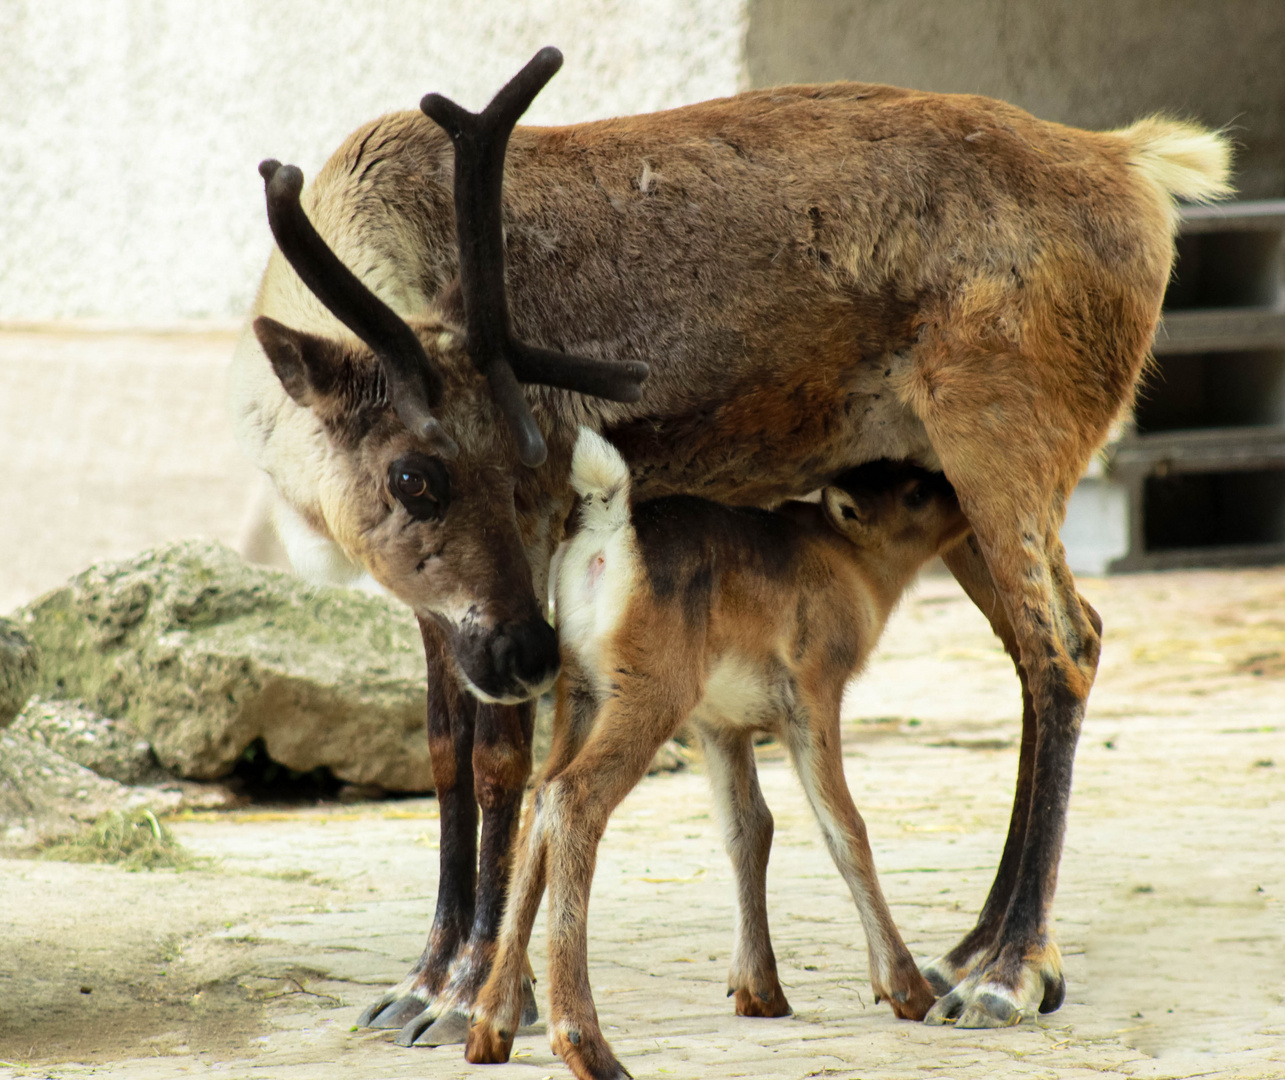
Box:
left=389, top=454, right=450, bottom=521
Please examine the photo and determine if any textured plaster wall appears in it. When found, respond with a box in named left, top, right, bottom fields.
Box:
left=0, top=0, right=748, bottom=324
left=746, top=0, right=1285, bottom=200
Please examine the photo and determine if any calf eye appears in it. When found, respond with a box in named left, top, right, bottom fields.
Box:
left=903, top=483, right=931, bottom=510
left=389, top=454, right=450, bottom=521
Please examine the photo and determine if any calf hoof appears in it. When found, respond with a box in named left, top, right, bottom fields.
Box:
left=465, top=1018, right=516, bottom=1064
left=874, top=968, right=937, bottom=1021
left=731, top=981, right=792, bottom=1018
left=552, top=1023, right=631, bottom=1080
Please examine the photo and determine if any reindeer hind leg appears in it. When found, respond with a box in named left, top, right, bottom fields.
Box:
left=903, top=341, right=1108, bottom=1028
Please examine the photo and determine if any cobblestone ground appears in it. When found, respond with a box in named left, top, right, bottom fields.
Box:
left=1, top=332, right=1282, bottom=1078
left=1, top=569, right=1281, bottom=1080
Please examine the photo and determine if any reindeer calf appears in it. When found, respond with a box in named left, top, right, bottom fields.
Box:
left=467, top=428, right=970, bottom=1079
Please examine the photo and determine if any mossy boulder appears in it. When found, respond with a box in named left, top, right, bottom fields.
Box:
left=10, top=697, right=166, bottom=785
left=17, top=540, right=431, bottom=790
left=0, top=617, right=40, bottom=728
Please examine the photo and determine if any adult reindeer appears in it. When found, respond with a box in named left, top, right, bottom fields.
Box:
left=231, top=47, right=1230, bottom=1051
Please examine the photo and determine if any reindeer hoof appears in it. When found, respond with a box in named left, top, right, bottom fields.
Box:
left=400, top=1007, right=470, bottom=1046
left=925, top=941, right=1062, bottom=1027
left=956, top=991, right=1021, bottom=1028
left=359, top=991, right=431, bottom=1030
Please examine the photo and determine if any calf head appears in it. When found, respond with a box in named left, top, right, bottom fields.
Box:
left=254, top=48, right=647, bottom=703
left=822, top=460, right=969, bottom=566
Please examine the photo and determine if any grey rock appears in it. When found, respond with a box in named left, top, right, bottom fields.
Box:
left=0, top=727, right=239, bottom=851
left=18, top=540, right=432, bottom=791
left=9, top=696, right=166, bottom=785
left=0, top=730, right=176, bottom=849
left=0, top=617, right=39, bottom=728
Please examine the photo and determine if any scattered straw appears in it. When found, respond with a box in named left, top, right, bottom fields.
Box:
left=38, top=809, right=207, bottom=871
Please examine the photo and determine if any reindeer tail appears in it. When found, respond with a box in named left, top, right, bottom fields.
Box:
left=570, top=427, right=633, bottom=536
left=1115, top=117, right=1234, bottom=226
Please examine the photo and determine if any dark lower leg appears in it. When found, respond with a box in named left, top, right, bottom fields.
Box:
left=931, top=536, right=1037, bottom=988
left=927, top=534, right=1097, bottom=1027
left=467, top=782, right=553, bottom=1063
left=399, top=699, right=535, bottom=1045
left=359, top=619, right=478, bottom=1028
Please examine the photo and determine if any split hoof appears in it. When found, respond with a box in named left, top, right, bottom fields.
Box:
left=732, top=982, right=792, bottom=1018
left=465, top=1018, right=516, bottom=1064
left=552, top=1023, right=631, bottom=1080
left=955, top=991, right=1021, bottom=1029
left=874, top=965, right=937, bottom=1021
left=399, top=1007, right=470, bottom=1047
left=358, top=991, right=429, bottom=1030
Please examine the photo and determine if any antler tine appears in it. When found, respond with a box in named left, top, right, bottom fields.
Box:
left=258, top=159, right=458, bottom=458
left=421, top=47, right=649, bottom=468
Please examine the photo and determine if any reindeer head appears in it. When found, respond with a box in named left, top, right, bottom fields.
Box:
left=253, top=48, right=647, bottom=704
left=821, top=460, right=969, bottom=564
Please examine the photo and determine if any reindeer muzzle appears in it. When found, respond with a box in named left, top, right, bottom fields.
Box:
left=449, top=617, right=560, bottom=704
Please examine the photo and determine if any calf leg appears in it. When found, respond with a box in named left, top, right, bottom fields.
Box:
left=696, top=723, right=791, bottom=1017
left=359, top=618, right=478, bottom=1029
left=784, top=693, right=936, bottom=1020
left=541, top=697, right=693, bottom=1080
left=467, top=654, right=602, bottom=1065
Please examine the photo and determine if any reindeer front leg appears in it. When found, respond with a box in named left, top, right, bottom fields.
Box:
left=359, top=617, right=479, bottom=1029
left=399, top=697, right=537, bottom=1046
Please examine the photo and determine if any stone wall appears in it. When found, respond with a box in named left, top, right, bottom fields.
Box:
left=746, top=0, right=1284, bottom=199
left=6, top=2, right=1279, bottom=323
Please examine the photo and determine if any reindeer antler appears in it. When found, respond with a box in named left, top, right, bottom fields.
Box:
left=258, top=159, right=459, bottom=459
left=422, top=46, right=649, bottom=468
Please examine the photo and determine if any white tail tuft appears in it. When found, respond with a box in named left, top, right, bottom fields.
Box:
left=1115, top=117, right=1234, bottom=228
left=570, top=427, right=632, bottom=533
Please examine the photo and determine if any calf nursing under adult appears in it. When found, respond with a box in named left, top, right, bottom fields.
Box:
left=232, top=47, right=1232, bottom=1042
left=467, top=432, right=969, bottom=1077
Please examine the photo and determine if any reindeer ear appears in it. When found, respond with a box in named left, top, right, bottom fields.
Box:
left=822, top=486, right=871, bottom=539
left=254, top=316, right=345, bottom=407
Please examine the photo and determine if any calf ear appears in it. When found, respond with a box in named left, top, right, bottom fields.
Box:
left=821, top=486, right=871, bottom=540
left=253, top=316, right=343, bottom=407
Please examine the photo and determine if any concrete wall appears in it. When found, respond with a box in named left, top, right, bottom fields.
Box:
left=7, top=2, right=1280, bottom=324
left=0, top=0, right=748, bottom=325
left=746, top=0, right=1285, bottom=200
